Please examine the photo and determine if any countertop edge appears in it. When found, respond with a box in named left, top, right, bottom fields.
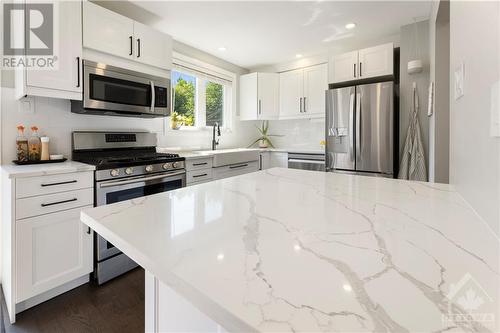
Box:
left=80, top=210, right=259, bottom=333
left=1, top=161, right=96, bottom=179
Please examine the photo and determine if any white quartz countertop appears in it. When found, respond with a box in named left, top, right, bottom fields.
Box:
left=1, top=161, right=95, bottom=178
left=157, top=147, right=324, bottom=159
left=81, top=168, right=500, bottom=332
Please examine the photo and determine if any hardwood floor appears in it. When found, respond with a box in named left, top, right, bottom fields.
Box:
left=1, top=268, right=144, bottom=333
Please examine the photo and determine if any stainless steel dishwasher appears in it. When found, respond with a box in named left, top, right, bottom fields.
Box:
left=287, top=153, right=325, bottom=172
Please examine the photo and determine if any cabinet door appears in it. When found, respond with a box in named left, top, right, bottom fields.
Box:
left=269, top=152, right=289, bottom=168
left=303, top=63, right=328, bottom=117
left=26, top=1, right=82, bottom=94
left=83, top=1, right=134, bottom=59
left=16, top=206, right=93, bottom=302
left=259, top=152, right=270, bottom=170
left=279, top=69, right=303, bottom=119
left=257, top=73, right=279, bottom=120
left=358, top=43, right=393, bottom=79
left=330, top=51, right=358, bottom=83
left=133, top=21, right=172, bottom=70
left=239, top=73, right=258, bottom=120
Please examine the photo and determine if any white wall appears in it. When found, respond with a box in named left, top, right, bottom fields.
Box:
left=399, top=20, right=430, bottom=179
left=449, top=0, right=500, bottom=236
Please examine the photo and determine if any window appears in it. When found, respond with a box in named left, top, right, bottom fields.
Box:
left=170, top=55, right=234, bottom=130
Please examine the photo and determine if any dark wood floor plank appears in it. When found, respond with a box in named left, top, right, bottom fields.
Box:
left=1, top=268, right=144, bottom=333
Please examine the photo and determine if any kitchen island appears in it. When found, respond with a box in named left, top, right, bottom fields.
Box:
left=81, top=168, right=499, bottom=332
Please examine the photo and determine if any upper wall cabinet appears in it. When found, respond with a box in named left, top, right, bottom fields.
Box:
left=83, top=2, right=172, bottom=70
left=15, top=1, right=82, bottom=100
left=240, top=73, right=279, bottom=121
left=279, top=63, right=328, bottom=119
left=330, top=43, right=394, bottom=84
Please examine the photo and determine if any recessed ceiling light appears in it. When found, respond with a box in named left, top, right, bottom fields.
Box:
left=345, top=23, right=356, bottom=30
left=218, top=47, right=227, bottom=52
left=295, top=54, right=303, bottom=58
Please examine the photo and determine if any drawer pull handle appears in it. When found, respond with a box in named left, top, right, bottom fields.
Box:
left=192, top=162, right=208, bottom=166
left=229, top=164, right=248, bottom=169
left=41, top=198, right=77, bottom=207
left=41, top=180, right=77, bottom=187
left=87, top=227, right=91, bottom=234
left=193, top=173, right=208, bottom=178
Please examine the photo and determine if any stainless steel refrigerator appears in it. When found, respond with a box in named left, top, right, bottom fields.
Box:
left=325, top=81, right=395, bottom=177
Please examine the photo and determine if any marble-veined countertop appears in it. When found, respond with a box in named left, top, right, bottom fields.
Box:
left=1, top=161, right=95, bottom=178
left=81, top=168, right=500, bottom=332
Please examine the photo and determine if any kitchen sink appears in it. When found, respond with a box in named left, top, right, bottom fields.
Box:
left=192, top=148, right=260, bottom=167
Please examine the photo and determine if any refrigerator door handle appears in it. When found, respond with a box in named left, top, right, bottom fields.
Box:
left=349, top=92, right=355, bottom=162
left=355, top=92, right=361, bottom=162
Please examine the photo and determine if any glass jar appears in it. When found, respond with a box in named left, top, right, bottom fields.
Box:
left=28, top=126, right=41, bottom=161
left=40, top=137, right=50, bottom=161
left=16, top=125, right=29, bottom=162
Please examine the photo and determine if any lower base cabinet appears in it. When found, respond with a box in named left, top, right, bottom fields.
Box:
left=16, top=206, right=93, bottom=303
left=260, top=151, right=288, bottom=170
left=213, top=161, right=259, bottom=180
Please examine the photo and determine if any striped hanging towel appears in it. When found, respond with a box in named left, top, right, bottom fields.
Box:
left=398, top=83, right=427, bottom=181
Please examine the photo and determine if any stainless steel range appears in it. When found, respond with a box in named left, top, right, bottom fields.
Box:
left=72, top=131, right=186, bottom=284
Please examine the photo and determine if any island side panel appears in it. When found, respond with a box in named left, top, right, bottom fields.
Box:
left=145, top=270, right=228, bottom=333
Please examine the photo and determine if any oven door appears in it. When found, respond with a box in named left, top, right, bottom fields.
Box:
left=95, top=170, right=185, bottom=260
left=83, top=60, right=170, bottom=117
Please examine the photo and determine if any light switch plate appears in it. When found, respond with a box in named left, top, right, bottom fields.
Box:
left=454, top=63, right=465, bottom=100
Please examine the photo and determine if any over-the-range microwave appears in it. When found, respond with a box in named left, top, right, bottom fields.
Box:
left=71, top=60, right=170, bottom=118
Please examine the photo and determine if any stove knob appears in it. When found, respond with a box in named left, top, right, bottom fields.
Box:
left=162, top=163, right=172, bottom=170
left=110, top=169, right=120, bottom=177
left=145, top=165, right=154, bottom=172
left=125, top=167, right=134, bottom=175
left=172, top=161, right=179, bottom=169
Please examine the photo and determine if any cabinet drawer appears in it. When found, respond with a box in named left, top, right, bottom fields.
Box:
left=16, top=172, right=93, bottom=199
left=16, top=188, right=93, bottom=220
left=213, top=161, right=259, bottom=180
left=185, top=158, right=213, bottom=171
left=187, top=168, right=213, bottom=184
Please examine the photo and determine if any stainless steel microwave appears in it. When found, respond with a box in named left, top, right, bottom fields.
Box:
left=71, top=60, right=170, bottom=118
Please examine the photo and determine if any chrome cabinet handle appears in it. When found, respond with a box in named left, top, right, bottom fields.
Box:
left=129, top=36, right=133, bottom=56
left=229, top=164, right=248, bottom=169
left=353, top=63, right=356, bottom=78
left=137, top=39, right=141, bottom=57
left=192, top=162, right=208, bottom=166
left=87, top=227, right=91, bottom=234
left=258, top=99, right=262, bottom=115
left=359, top=62, right=362, bottom=77
left=41, top=198, right=77, bottom=207
left=76, top=57, right=80, bottom=88
left=303, top=97, right=307, bottom=112
left=41, top=180, right=77, bottom=187
left=299, top=97, right=303, bottom=113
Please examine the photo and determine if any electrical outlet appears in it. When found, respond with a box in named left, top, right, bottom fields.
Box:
left=454, top=63, right=465, bottom=100
left=19, top=96, right=35, bottom=114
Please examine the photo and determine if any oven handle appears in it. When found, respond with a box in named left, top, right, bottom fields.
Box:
left=99, top=171, right=185, bottom=188
left=150, top=81, right=155, bottom=112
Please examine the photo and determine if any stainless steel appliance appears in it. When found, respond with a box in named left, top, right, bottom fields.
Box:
left=288, top=153, right=325, bottom=172
left=71, top=60, right=170, bottom=118
left=72, top=131, right=186, bottom=284
left=326, top=81, right=395, bottom=177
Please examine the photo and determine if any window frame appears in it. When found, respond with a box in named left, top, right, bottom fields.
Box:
left=170, top=53, right=236, bottom=132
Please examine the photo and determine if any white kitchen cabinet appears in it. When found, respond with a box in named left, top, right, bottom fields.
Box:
left=83, top=1, right=172, bottom=70
left=185, top=157, right=214, bottom=186
left=330, top=51, right=358, bottom=84
left=213, top=161, right=260, bottom=180
left=358, top=43, right=394, bottom=79
left=132, top=21, right=173, bottom=70
left=303, top=64, right=328, bottom=117
left=16, top=207, right=93, bottom=303
left=15, top=0, right=82, bottom=100
left=1, top=170, right=94, bottom=323
left=240, top=73, right=279, bottom=120
left=329, top=43, right=393, bottom=83
left=279, top=64, right=328, bottom=119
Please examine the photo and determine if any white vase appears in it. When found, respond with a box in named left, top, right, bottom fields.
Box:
left=258, top=139, right=268, bottom=148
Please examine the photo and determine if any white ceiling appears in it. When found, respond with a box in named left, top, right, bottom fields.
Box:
left=133, top=1, right=432, bottom=69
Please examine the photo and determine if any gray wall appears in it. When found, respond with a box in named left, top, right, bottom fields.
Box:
left=399, top=20, right=430, bottom=179
left=449, top=0, right=500, bottom=236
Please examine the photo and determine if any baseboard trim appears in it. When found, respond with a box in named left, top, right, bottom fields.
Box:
left=15, top=275, right=89, bottom=314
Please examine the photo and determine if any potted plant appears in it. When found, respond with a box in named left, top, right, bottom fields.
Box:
left=170, top=112, right=182, bottom=130
left=248, top=120, right=281, bottom=148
